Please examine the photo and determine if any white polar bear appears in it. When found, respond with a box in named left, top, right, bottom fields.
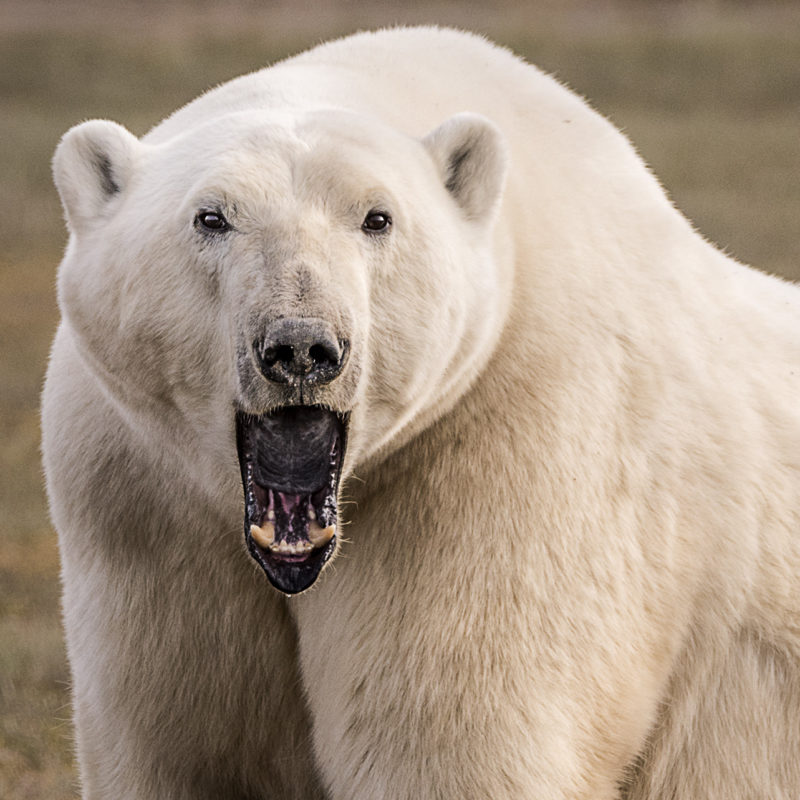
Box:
left=43, top=26, right=800, bottom=800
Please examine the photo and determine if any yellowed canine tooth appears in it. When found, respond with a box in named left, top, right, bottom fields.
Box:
left=250, top=522, right=275, bottom=548
left=308, top=520, right=335, bottom=548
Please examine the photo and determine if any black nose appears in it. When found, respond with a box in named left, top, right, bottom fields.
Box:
left=254, top=317, right=347, bottom=386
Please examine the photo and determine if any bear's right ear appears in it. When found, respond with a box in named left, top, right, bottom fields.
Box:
left=53, top=120, right=141, bottom=235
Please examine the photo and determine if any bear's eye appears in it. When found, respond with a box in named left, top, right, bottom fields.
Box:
left=362, top=210, right=392, bottom=234
left=195, top=210, right=230, bottom=233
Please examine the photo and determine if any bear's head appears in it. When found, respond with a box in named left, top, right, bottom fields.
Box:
left=52, top=108, right=509, bottom=593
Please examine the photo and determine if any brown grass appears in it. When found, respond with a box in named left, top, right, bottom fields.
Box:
left=1, top=2, right=798, bottom=796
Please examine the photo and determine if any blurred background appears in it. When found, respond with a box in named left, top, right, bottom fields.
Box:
left=1, top=0, right=798, bottom=796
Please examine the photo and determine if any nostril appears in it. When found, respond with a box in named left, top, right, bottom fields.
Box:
left=309, top=342, right=338, bottom=367
left=261, top=344, right=294, bottom=366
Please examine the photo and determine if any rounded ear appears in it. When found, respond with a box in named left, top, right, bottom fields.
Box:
left=53, top=119, right=141, bottom=234
left=422, top=112, right=508, bottom=224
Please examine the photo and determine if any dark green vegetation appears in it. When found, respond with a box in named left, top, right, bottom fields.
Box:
left=1, top=7, right=798, bottom=796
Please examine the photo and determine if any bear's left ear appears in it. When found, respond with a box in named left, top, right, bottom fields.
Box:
left=422, top=112, right=508, bottom=225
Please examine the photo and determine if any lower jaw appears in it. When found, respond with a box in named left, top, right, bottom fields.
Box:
left=248, top=536, right=337, bottom=594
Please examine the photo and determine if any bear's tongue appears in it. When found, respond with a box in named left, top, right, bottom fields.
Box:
left=248, top=486, right=336, bottom=557
left=235, top=406, right=344, bottom=594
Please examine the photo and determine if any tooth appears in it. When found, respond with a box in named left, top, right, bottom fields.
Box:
left=308, top=507, right=316, bottom=520
left=308, top=520, right=335, bottom=547
left=267, top=509, right=275, bottom=521
left=250, top=522, right=275, bottom=548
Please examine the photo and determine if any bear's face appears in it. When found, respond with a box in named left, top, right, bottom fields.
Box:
left=53, top=109, right=508, bottom=592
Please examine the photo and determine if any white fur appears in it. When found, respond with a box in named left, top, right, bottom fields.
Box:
left=43, top=27, right=800, bottom=799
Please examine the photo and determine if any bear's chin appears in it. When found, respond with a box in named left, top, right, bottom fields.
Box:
left=235, top=406, right=347, bottom=594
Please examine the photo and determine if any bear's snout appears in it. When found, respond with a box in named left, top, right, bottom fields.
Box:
left=254, top=317, right=348, bottom=388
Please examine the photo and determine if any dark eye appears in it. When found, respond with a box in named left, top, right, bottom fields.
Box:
left=195, top=210, right=229, bottom=233
left=362, top=210, right=392, bottom=234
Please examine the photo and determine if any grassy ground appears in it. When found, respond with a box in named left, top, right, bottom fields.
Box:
left=1, top=2, right=798, bottom=796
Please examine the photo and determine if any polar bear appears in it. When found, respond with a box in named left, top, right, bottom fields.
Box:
left=42, top=26, right=800, bottom=800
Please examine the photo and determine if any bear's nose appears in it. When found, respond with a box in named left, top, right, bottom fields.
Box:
left=254, top=317, right=347, bottom=386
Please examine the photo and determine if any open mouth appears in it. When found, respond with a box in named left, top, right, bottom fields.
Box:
left=235, top=406, right=347, bottom=594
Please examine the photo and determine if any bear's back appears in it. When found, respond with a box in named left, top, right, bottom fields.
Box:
left=145, top=26, right=654, bottom=201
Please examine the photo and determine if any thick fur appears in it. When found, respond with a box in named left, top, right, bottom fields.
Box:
left=42, top=27, right=800, bottom=799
